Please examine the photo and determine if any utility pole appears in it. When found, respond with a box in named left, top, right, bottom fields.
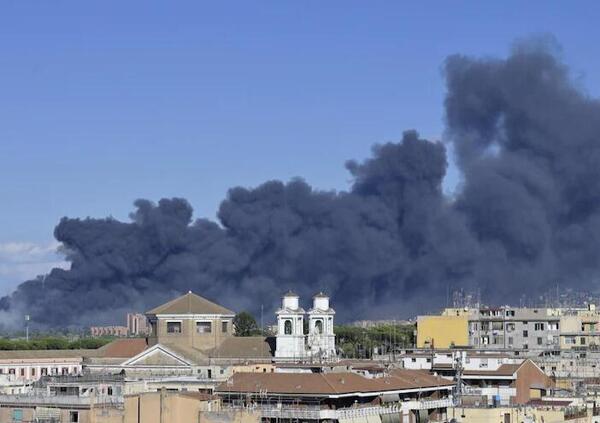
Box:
left=25, top=315, right=30, bottom=342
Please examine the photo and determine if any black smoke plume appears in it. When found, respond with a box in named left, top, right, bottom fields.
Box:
left=3, top=40, right=600, bottom=328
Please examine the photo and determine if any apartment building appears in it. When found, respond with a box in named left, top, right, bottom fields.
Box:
left=418, top=306, right=563, bottom=352
left=468, top=307, right=561, bottom=351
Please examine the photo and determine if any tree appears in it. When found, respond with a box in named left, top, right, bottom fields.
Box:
left=233, top=311, right=260, bottom=336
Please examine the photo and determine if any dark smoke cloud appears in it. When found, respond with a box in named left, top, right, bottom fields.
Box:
left=3, top=40, right=600, bottom=328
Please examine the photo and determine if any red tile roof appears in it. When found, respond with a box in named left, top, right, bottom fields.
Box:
left=96, top=338, right=148, bottom=358
left=216, top=370, right=453, bottom=397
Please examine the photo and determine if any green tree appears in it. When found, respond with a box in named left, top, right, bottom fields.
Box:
left=233, top=311, right=260, bottom=336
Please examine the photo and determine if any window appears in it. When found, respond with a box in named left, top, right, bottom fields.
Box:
left=62, top=368, right=68, bottom=375
left=581, top=337, right=587, bottom=345
left=20, top=368, right=25, bottom=377
left=196, top=321, right=212, bottom=334
left=8, top=368, right=15, bottom=375
left=207, top=369, right=212, bottom=379
left=221, top=321, right=228, bottom=333
left=492, top=321, right=503, bottom=330
left=315, top=320, right=323, bottom=334
left=107, top=387, right=113, bottom=396
left=523, top=344, right=528, bottom=350
left=481, top=322, right=490, bottom=331
left=31, top=368, right=35, bottom=377
left=69, top=411, right=79, bottom=423
left=537, top=337, right=543, bottom=345
left=534, top=323, right=545, bottom=331
left=506, top=310, right=515, bottom=317
left=523, top=330, right=528, bottom=338
left=284, top=320, right=292, bottom=335
left=548, top=322, right=559, bottom=331
left=167, top=321, right=182, bottom=334
left=41, top=368, right=48, bottom=376
left=506, top=323, right=515, bottom=332
left=12, top=409, right=23, bottom=422
left=411, top=358, right=416, bottom=363
left=565, top=336, right=576, bottom=345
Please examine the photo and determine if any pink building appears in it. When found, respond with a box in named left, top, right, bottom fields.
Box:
left=127, top=313, right=150, bottom=336
left=89, top=326, right=128, bottom=337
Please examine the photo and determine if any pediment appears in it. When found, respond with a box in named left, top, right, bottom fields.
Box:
left=122, top=344, right=191, bottom=367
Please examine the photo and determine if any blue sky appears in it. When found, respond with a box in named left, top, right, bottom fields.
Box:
left=1, top=1, right=599, bottom=292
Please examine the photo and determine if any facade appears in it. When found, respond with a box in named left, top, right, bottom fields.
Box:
left=419, top=306, right=566, bottom=352
left=416, top=315, right=469, bottom=348
left=146, top=291, right=236, bottom=352
left=275, top=291, right=337, bottom=360
left=90, top=325, right=128, bottom=337
left=275, top=291, right=306, bottom=359
left=0, top=350, right=88, bottom=383
left=307, top=292, right=336, bottom=359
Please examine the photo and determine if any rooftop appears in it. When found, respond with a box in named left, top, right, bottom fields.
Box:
left=146, top=291, right=235, bottom=316
left=216, top=369, right=453, bottom=397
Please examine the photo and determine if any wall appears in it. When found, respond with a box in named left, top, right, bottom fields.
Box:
left=514, top=360, right=554, bottom=404
left=154, top=316, right=232, bottom=351
left=416, top=315, right=468, bottom=348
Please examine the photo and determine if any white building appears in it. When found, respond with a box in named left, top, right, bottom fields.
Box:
left=275, top=291, right=337, bottom=360
left=275, top=291, right=306, bottom=359
left=307, top=292, right=336, bottom=359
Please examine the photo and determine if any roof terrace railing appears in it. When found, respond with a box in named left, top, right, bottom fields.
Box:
left=0, top=394, right=124, bottom=408
left=226, top=397, right=454, bottom=419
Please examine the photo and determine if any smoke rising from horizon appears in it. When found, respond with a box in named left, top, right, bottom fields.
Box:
left=3, top=40, right=600, bottom=328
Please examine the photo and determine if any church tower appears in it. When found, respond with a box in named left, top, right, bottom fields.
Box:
left=275, top=291, right=306, bottom=359
left=307, top=292, right=336, bottom=359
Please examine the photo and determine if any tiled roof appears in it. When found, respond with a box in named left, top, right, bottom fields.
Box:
left=216, top=370, right=453, bottom=396
left=146, top=292, right=235, bottom=315
left=96, top=338, right=148, bottom=358
left=0, top=349, right=97, bottom=360
left=208, top=336, right=275, bottom=359
left=462, top=363, right=521, bottom=377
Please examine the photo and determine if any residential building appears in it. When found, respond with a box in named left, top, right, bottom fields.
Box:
left=127, top=312, right=150, bottom=336
left=90, top=325, right=128, bottom=337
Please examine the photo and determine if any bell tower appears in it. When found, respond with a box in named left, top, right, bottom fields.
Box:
left=307, top=292, right=336, bottom=359
left=275, top=291, right=306, bottom=359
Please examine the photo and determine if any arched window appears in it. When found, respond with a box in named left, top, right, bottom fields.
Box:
left=315, top=320, right=323, bottom=334
left=284, top=320, right=292, bottom=335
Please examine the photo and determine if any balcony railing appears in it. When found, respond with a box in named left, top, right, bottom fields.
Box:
left=227, top=398, right=454, bottom=420
left=0, top=394, right=123, bottom=408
